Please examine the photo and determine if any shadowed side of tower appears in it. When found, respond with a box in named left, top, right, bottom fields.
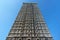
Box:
left=6, top=3, right=53, bottom=40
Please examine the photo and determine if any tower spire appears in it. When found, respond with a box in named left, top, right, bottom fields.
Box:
left=6, top=3, right=53, bottom=40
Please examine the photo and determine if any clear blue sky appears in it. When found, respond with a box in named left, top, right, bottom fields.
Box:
left=0, top=0, right=59, bottom=40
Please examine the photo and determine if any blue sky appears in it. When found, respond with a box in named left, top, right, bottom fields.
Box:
left=0, top=0, right=59, bottom=40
